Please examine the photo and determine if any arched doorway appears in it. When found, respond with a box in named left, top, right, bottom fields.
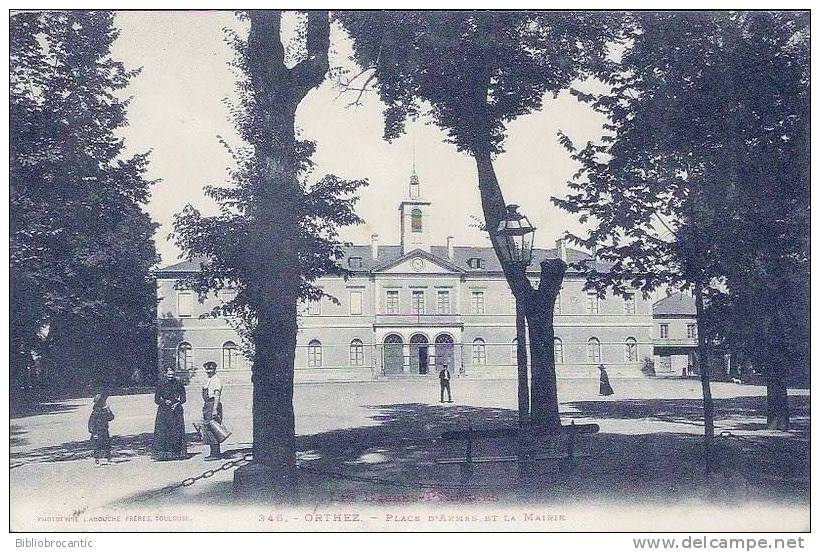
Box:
left=383, top=334, right=404, bottom=375
left=434, top=334, right=455, bottom=372
left=410, top=334, right=430, bottom=375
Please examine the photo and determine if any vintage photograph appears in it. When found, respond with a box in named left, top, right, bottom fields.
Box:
left=9, top=8, right=810, bottom=533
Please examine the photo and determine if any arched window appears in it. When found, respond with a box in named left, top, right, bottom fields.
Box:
left=554, top=337, right=564, bottom=365
left=177, top=342, right=193, bottom=372
left=350, top=339, right=365, bottom=367
left=472, top=338, right=486, bottom=366
left=587, top=337, right=601, bottom=364
left=222, top=341, right=239, bottom=371
left=307, top=339, right=322, bottom=368
left=411, top=208, right=423, bottom=232
left=625, top=337, right=638, bottom=362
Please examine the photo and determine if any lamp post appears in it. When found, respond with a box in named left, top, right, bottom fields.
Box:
left=495, top=204, right=536, bottom=266
left=495, top=205, right=536, bottom=426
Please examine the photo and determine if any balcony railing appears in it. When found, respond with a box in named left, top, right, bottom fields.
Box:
left=653, top=337, right=698, bottom=347
left=374, top=313, right=463, bottom=327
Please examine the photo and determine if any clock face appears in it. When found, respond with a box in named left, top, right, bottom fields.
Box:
left=411, top=257, right=425, bottom=271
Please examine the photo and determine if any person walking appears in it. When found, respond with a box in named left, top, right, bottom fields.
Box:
left=201, top=361, right=224, bottom=460
left=439, top=364, right=452, bottom=403
left=88, top=392, right=114, bottom=466
left=598, top=364, right=614, bottom=396
left=152, top=367, right=187, bottom=460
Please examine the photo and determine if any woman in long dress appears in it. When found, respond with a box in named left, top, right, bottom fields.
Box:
left=152, top=367, right=187, bottom=460
left=598, top=364, right=614, bottom=396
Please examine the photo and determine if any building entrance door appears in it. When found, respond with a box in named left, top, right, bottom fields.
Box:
left=410, top=334, right=429, bottom=375
left=383, top=334, right=404, bottom=375
left=435, top=334, right=455, bottom=372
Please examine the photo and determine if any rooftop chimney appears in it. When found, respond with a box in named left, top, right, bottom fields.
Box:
left=446, top=236, right=454, bottom=260
left=371, top=234, right=379, bottom=259
left=556, top=238, right=568, bottom=262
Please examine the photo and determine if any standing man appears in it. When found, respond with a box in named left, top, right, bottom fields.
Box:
left=201, top=361, right=224, bottom=460
left=439, top=363, right=452, bottom=403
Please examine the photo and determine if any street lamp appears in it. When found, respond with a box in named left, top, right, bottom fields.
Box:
left=495, top=204, right=536, bottom=265
left=495, top=204, right=536, bottom=429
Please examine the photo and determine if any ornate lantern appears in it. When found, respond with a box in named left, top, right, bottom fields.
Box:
left=495, top=204, right=536, bottom=266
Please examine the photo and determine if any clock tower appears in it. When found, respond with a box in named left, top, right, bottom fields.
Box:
left=399, top=168, right=432, bottom=254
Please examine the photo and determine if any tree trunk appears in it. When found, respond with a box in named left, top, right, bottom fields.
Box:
left=766, top=376, right=790, bottom=430
left=472, top=149, right=564, bottom=428
left=694, top=282, right=715, bottom=473
left=526, top=261, right=565, bottom=428
left=515, top=305, right=529, bottom=426
left=233, top=10, right=329, bottom=500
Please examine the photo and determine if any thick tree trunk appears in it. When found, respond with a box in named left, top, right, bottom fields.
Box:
left=694, top=282, right=715, bottom=473
left=766, top=376, right=790, bottom=430
left=472, top=149, right=564, bottom=428
left=233, top=10, right=329, bottom=500
left=526, top=261, right=565, bottom=428
left=515, top=305, right=529, bottom=425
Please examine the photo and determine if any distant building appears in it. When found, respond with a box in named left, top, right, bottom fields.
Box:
left=652, top=293, right=698, bottom=376
left=155, top=171, right=674, bottom=384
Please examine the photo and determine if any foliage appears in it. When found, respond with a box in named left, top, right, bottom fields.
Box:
left=641, top=357, right=655, bottom=377
left=171, top=15, right=367, bottom=359
left=10, top=11, right=158, bottom=390
left=338, top=11, right=620, bottom=155
left=553, top=11, right=809, bottom=383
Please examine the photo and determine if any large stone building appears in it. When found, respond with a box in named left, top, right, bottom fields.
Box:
left=155, top=172, right=672, bottom=384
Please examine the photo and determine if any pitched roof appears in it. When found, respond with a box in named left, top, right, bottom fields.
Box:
left=653, top=293, right=696, bottom=316
left=155, top=243, right=599, bottom=276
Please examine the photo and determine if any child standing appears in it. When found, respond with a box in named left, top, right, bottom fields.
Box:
left=88, top=393, right=115, bottom=465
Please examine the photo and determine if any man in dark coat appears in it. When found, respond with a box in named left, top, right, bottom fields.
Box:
left=598, top=364, right=614, bottom=396
left=439, top=364, right=452, bottom=403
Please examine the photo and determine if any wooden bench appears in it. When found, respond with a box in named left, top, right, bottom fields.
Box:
left=435, top=421, right=599, bottom=481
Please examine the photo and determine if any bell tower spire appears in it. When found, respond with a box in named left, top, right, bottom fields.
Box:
left=409, top=144, right=420, bottom=199
left=399, top=158, right=432, bottom=254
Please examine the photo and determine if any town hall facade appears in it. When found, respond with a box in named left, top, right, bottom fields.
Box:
left=155, top=172, right=694, bottom=385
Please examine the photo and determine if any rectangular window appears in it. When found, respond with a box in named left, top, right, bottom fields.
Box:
left=349, top=341, right=365, bottom=366
left=220, top=288, right=236, bottom=303
left=471, top=291, right=485, bottom=314
left=624, top=293, right=636, bottom=314
left=411, top=290, right=425, bottom=314
left=472, top=342, right=486, bottom=366
left=586, top=292, right=599, bottom=314
left=349, top=290, right=363, bottom=315
left=385, top=290, right=399, bottom=314
left=660, top=324, right=669, bottom=339
left=307, top=343, right=322, bottom=368
left=177, top=291, right=193, bottom=317
left=687, top=324, right=697, bottom=339
left=308, top=299, right=321, bottom=316
left=436, top=290, right=450, bottom=314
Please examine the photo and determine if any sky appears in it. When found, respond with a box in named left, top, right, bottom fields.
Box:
left=111, top=11, right=607, bottom=267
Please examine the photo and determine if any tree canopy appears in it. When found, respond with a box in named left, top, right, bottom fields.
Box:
left=10, top=11, right=158, bottom=391
left=554, top=10, right=809, bottom=428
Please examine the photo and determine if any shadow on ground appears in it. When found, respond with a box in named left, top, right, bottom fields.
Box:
left=116, top=395, right=810, bottom=508
left=10, top=431, right=201, bottom=465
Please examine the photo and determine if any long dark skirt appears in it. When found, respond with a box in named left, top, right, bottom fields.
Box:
left=153, top=406, right=187, bottom=460
left=599, top=379, right=614, bottom=396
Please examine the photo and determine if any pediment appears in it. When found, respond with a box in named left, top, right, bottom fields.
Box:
left=372, top=249, right=465, bottom=274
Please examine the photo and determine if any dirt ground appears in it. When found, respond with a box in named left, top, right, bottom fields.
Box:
left=9, top=378, right=810, bottom=531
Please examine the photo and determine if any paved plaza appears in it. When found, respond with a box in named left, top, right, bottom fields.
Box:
left=10, top=378, right=810, bottom=531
